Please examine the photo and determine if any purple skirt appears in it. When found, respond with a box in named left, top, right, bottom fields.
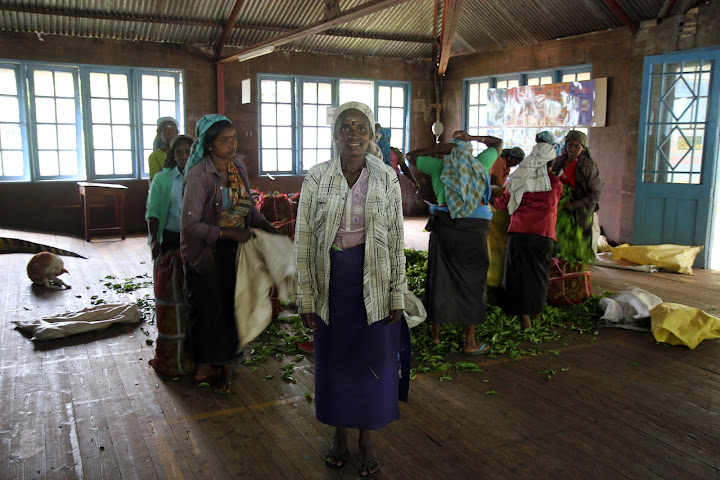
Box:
left=314, top=244, right=410, bottom=430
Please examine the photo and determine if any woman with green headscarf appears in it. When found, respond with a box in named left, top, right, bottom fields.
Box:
left=180, top=114, right=278, bottom=395
left=550, top=130, right=602, bottom=235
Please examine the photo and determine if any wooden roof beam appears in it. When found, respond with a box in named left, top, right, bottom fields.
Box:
left=218, top=0, right=413, bottom=64
left=437, top=0, right=464, bottom=75
left=215, top=0, right=247, bottom=57
left=604, top=0, right=638, bottom=35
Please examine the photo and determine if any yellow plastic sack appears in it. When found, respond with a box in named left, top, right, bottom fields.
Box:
left=487, top=206, right=510, bottom=287
left=651, top=302, right=720, bottom=349
left=611, top=244, right=703, bottom=275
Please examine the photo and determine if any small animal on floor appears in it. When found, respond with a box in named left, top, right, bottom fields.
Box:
left=27, top=252, right=71, bottom=289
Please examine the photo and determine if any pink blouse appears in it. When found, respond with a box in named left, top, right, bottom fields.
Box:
left=333, top=168, right=369, bottom=249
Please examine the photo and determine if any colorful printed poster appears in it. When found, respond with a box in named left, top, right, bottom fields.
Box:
left=504, top=86, right=524, bottom=126
left=567, top=80, right=595, bottom=126
left=542, top=83, right=569, bottom=125
left=486, top=88, right=506, bottom=126
left=524, top=85, right=545, bottom=126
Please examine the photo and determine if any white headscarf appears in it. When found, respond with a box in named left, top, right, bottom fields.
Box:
left=332, top=101, right=382, bottom=160
left=506, top=142, right=556, bottom=215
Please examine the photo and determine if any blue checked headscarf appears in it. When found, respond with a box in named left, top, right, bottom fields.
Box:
left=376, top=127, right=393, bottom=167
left=185, top=114, right=231, bottom=172
left=536, top=130, right=562, bottom=156
left=152, top=117, right=179, bottom=151
left=440, top=139, right=490, bottom=219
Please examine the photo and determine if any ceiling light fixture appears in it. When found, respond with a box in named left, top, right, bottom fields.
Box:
left=236, top=46, right=275, bottom=63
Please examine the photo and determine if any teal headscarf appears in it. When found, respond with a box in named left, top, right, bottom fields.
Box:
left=377, top=127, right=392, bottom=166
left=185, top=114, right=231, bottom=172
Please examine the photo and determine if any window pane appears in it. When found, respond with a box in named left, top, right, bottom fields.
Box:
left=143, top=126, right=156, bottom=149
left=142, top=75, right=159, bottom=99
left=0, top=96, right=20, bottom=122
left=94, top=150, right=113, bottom=175
left=143, top=100, right=159, bottom=123
left=159, top=101, right=175, bottom=118
left=35, top=98, right=56, bottom=123
left=90, top=72, right=109, bottom=97
left=303, top=82, right=317, bottom=103
left=278, top=127, right=292, bottom=148
left=303, top=127, right=317, bottom=148
left=261, top=80, right=276, bottom=102
left=508, top=79, right=519, bottom=88
left=261, top=103, right=277, bottom=125
left=339, top=79, right=373, bottom=106
left=479, top=83, right=489, bottom=104
left=0, top=124, right=22, bottom=149
left=469, top=83, right=479, bottom=104
left=54, top=72, right=75, bottom=97
left=528, top=78, right=539, bottom=86
left=37, top=125, right=58, bottom=149
left=34, top=70, right=55, bottom=96
left=303, top=105, right=317, bottom=126
left=262, top=127, right=277, bottom=148
left=391, top=87, right=404, bottom=107
left=114, top=150, right=133, bottom=174
left=2, top=151, right=24, bottom=176
left=262, top=150, right=277, bottom=171
left=318, top=149, right=331, bottom=162
left=109, top=74, right=128, bottom=98
left=38, top=150, right=59, bottom=176
left=93, top=125, right=112, bottom=148
left=112, top=125, right=131, bottom=149
left=277, top=104, right=292, bottom=126
left=497, top=80, right=508, bottom=89
left=378, top=86, right=391, bottom=106
left=562, top=74, right=576, bottom=82
left=302, top=149, right=316, bottom=170
left=277, top=81, right=292, bottom=103
left=577, top=72, right=591, bottom=81
left=391, top=108, right=403, bottom=128
left=318, top=83, right=332, bottom=104
left=541, top=76, right=553, bottom=85
left=0, top=68, right=17, bottom=95
left=111, top=99, right=130, bottom=124
left=278, top=149, right=292, bottom=171
left=59, top=151, right=78, bottom=176
left=56, top=99, right=76, bottom=124
left=318, top=128, right=331, bottom=149
left=57, top=125, right=77, bottom=149
left=377, top=107, right=390, bottom=127
left=92, top=98, right=111, bottom=123
left=159, top=77, right=176, bottom=100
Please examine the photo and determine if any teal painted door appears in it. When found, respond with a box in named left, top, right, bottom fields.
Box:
left=633, top=49, right=720, bottom=268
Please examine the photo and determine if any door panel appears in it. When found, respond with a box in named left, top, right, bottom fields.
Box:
left=634, top=50, right=720, bottom=267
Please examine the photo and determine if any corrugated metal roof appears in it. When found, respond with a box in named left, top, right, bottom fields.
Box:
left=0, top=0, right=673, bottom=60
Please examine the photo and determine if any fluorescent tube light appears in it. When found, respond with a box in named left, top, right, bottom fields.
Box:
left=236, top=46, right=275, bottom=63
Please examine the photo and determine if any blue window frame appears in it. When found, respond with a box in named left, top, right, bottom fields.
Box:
left=259, top=74, right=411, bottom=175
left=0, top=59, right=183, bottom=182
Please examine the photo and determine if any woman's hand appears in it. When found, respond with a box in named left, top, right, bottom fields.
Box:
left=150, top=240, right=161, bottom=260
left=386, top=309, right=403, bottom=325
left=221, top=227, right=255, bottom=243
left=452, top=130, right=471, bottom=142
left=301, top=312, right=317, bottom=331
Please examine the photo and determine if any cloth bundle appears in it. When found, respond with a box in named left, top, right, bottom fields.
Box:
left=13, top=304, right=142, bottom=341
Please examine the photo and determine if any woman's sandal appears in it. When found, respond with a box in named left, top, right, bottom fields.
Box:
left=325, top=449, right=349, bottom=469
left=357, top=455, right=380, bottom=478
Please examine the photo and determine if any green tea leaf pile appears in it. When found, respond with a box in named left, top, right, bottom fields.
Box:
left=555, top=184, right=595, bottom=264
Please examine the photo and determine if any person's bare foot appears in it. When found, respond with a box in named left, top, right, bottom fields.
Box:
left=213, top=364, right=233, bottom=395
left=358, top=431, right=379, bottom=477
left=431, top=321, right=441, bottom=345
left=521, top=315, right=532, bottom=330
left=463, top=340, right=490, bottom=355
left=193, top=364, right=220, bottom=382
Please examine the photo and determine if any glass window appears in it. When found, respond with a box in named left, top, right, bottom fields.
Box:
left=259, top=74, right=411, bottom=175
left=0, top=65, right=27, bottom=180
left=140, top=72, right=183, bottom=177
left=642, top=60, right=711, bottom=185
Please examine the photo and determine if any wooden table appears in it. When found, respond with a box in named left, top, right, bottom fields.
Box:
left=77, top=182, right=128, bottom=242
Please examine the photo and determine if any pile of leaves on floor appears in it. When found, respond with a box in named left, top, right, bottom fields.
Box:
left=240, top=249, right=602, bottom=382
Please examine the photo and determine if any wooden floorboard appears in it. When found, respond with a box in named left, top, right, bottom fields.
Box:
left=1, top=229, right=719, bottom=479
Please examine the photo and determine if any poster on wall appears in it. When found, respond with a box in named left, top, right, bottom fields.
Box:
left=567, top=81, right=595, bottom=126
left=543, top=83, right=569, bottom=125
left=504, top=87, right=525, bottom=126
left=524, top=85, right=545, bottom=126
left=486, top=88, right=506, bottom=126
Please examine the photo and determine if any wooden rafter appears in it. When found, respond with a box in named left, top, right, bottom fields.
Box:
left=437, top=0, right=464, bottom=75
left=604, top=0, right=638, bottom=34
left=215, top=0, right=246, bottom=57
left=218, top=0, right=413, bottom=64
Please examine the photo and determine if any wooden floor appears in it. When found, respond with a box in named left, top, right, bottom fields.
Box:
left=1, top=227, right=719, bottom=479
